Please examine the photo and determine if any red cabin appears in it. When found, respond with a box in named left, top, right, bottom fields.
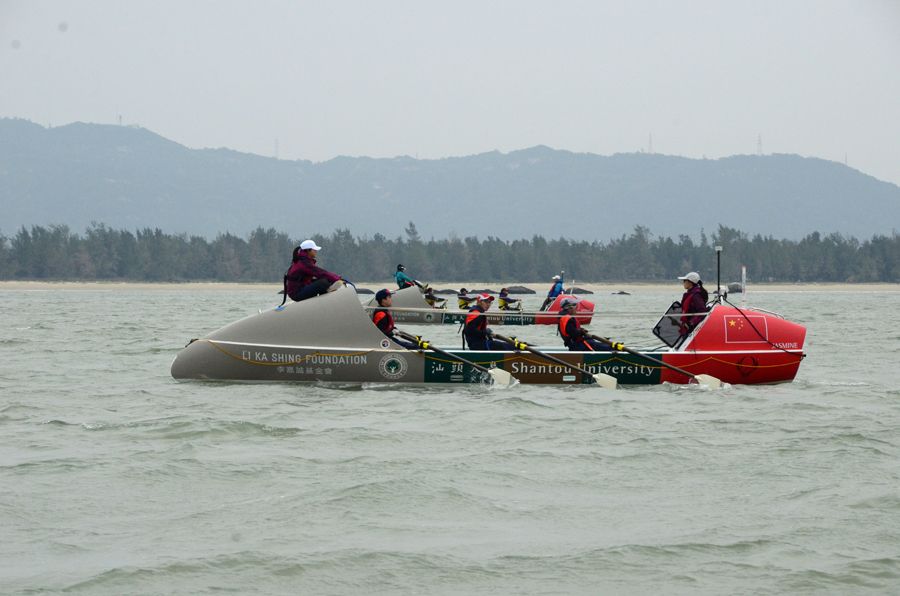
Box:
left=535, top=294, right=595, bottom=325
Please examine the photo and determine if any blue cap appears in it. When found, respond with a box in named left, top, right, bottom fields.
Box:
left=375, top=288, right=392, bottom=302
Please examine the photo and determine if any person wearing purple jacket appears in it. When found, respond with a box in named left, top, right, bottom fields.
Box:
left=283, top=240, right=343, bottom=302
left=677, top=271, right=709, bottom=335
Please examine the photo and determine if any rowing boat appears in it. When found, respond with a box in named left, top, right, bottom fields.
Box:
left=171, top=284, right=806, bottom=386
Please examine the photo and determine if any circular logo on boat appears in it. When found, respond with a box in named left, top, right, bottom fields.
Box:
left=424, top=313, right=434, bottom=322
left=379, top=353, right=408, bottom=380
left=380, top=338, right=391, bottom=349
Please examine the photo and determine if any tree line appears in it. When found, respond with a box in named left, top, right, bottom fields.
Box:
left=0, top=222, right=897, bottom=283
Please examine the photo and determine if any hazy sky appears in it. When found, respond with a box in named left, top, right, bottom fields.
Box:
left=2, top=0, right=899, bottom=185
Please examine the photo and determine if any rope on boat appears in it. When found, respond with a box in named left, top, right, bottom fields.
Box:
left=205, top=339, right=801, bottom=373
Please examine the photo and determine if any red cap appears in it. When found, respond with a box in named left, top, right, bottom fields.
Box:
left=477, top=293, right=494, bottom=302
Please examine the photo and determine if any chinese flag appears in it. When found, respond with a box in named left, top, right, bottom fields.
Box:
left=724, top=315, right=768, bottom=343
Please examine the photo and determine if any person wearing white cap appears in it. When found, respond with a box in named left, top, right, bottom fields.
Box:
left=539, top=271, right=566, bottom=311
left=677, top=271, right=709, bottom=335
left=463, top=293, right=515, bottom=351
left=282, top=239, right=343, bottom=303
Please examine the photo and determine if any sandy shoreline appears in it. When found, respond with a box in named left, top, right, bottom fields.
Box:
left=1, top=280, right=898, bottom=293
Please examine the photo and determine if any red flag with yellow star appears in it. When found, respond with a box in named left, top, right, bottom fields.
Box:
left=724, top=315, right=768, bottom=343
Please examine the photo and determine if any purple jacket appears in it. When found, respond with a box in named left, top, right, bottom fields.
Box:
left=679, top=285, right=709, bottom=333
left=285, top=253, right=341, bottom=298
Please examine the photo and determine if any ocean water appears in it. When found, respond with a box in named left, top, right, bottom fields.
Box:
left=1, top=286, right=899, bottom=595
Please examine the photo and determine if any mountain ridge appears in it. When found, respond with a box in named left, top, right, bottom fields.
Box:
left=1, top=118, right=897, bottom=240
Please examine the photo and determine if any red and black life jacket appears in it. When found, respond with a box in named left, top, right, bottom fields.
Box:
left=558, top=314, right=592, bottom=351
left=372, top=308, right=395, bottom=335
left=463, top=305, right=489, bottom=350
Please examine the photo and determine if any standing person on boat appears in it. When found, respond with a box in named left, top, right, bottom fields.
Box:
left=395, top=264, right=427, bottom=290
left=498, top=288, right=521, bottom=311
left=677, top=271, right=710, bottom=336
left=464, top=294, right=515, bottom=351
left=457, top=288, right=477, bottom=310
left=371, top=289, right=418, bottom=349
left=283, top=240, right=343, bottom=302
left=557, top=298, right=610, bottom=351
left=539, top=272, right=565, bottom=311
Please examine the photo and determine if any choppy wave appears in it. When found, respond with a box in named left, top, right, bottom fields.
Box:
left=3, top=288, right=900, bottom=594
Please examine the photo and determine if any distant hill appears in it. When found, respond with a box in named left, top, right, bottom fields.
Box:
left=1, top=118, right=898, bottom=240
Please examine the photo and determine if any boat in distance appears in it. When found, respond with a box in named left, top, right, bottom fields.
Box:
left=171, top=285, right=807, bottom=386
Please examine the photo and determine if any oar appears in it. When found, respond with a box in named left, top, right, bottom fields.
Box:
left=492, top=333, right=617, bottom=390
left=586, top=333, right=722, bottom=389
left=395, top=330, right=516, bottom=387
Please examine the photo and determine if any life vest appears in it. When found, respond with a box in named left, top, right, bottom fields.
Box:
left=465, top=307, right=486, bottom=331
left=558, top=314, right=574, bottom=339
left=463, top=306, right=489, bottom=350
left=372, top=308, right=395, bottom=335
left=558, top=314, right=592, bottom=351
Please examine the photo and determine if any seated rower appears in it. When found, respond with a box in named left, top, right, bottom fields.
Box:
left=423, top=287, right=446, bottom=308
left=464, top=294, right=516, bottom=351
left=498, top=287, right=521, bottom=311
left=283, top=240, right=343, bottom=302
left=457, top=288, right=477, bottom=310
left=371, top=289, right=418, bottom=349
left=558, top=298, right=611, bottom=351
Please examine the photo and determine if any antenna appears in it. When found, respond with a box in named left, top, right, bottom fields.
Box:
left=715, top=245, right=723, bottom=302
left=741, top=265, right=747, bottom=307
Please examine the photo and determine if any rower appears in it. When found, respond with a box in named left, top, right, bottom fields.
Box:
left=558, top=298, right=611, bottom=351
left=423, top=287, right=446, bottom=308
left=457, top=288, right=477, bottom=310
left=498, top=287, right=521, bottom=311
left=371, top=289, right=418, bottom=349
left=463, top=294, right=515, bottom=351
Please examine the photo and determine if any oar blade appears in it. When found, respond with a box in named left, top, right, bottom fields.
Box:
left=692, top=374, right=722, bottom=389
left=488, top=368, right=517, bottom=387
left=591, top=373, right=618, bottom=390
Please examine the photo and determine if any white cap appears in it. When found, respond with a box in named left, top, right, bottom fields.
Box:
left=678, top=271, right=701, bottom=284
left=552, top=275, right=561, bottom=280
left=300, top=239, right=322, bottom=251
